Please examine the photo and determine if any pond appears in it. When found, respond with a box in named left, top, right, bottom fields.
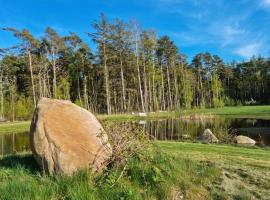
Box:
left=141, top=117, right=270, bottom=144
left=1, top=117, right=270, bottom=156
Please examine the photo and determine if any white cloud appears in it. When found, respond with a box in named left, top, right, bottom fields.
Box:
left=262, top=0, right=270, bottom=6
left=221, top=25, right=245, bottom=46
left=260, top=0, right=270, bottom=9
left=223, top=25, right=245, bottom=36
left=207, top=22, right=246, bottom=48
left=234, top=43, right=262, bottom=58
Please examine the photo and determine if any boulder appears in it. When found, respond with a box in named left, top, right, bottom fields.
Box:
left=30, top=98, right=112, bottom=175
left=200, top=129, right=219, bottom=143
left=234, top=135, right=256, bottom=146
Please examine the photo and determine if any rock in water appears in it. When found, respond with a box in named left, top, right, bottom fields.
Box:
left=234, top=135, right=256, bottom=146
left=30, top=98, right=112, bottom=175
left=200, top=129, right=219, bottom=143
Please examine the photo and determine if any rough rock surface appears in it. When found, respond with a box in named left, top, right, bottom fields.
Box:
left=30, top=98, right=112, bottom=175
left=234, top=135, right=256, bottom=146
left=200, top=129, right=219, bottom=143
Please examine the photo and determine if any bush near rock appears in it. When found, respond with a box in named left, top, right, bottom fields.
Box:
left=30, top=98, right=112, bottom=175
left=234, top=135, right=256, bottom=146
left=200, top=129, right=219, bottom=143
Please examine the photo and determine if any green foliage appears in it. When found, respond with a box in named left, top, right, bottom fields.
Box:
left=15, top=96, right=34, bottom=120
left=74, top=99, right=83, bottom=107
left=211, top=73, right=224, bottom=108
left=3, top=95, right=33, bottom=121
left=56, top=77, right=70, bottom=100
left=1, top=15, right=269, bottom=118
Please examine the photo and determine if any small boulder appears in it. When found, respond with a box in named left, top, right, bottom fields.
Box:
left=200, top=129, right=219, bottom=143
left=30, top=98, right=112, bottom=175
left=234, top=135, right=256, bottom=146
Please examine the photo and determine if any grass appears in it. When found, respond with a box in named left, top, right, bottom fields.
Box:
left=181, top=105, right=270, bottom=118
left=99, top=105, right=270, bottom=121
left=0, top=142, right=270, bottom=199
left=157, top=141, right=270, bottom=199
left=1, top=105, right=270, bottom=134
left=0, top=121, right=31, bottom=134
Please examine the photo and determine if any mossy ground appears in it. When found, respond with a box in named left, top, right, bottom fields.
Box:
left=0, top=142, right=269, bottom=200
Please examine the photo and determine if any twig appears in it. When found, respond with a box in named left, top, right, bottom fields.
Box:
left=110, top=163, right=127, bottom=188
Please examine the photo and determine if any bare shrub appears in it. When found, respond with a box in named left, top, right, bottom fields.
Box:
left=212, top=127, right=236, bottom=144
left=102, top=121, right=150, bottom=167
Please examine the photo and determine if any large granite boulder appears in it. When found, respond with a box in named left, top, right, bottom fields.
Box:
left=200, top=129, right=219, bottom=143
left=234, top=135, right=256, bottom=146
left=30, top=98, right=112, bottom=175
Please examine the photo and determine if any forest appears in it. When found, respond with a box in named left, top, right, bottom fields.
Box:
left=0, top=14, right=270, bottom=120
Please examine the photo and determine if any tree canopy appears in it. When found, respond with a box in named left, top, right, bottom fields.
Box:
left=1, top=14, right=270, bottom=120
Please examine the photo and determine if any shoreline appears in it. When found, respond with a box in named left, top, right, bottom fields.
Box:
left=0, top=105, right=270, bottom=134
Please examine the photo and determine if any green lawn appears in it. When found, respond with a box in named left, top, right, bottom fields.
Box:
left=182, top=105, right=270, bottom=118
left=1, top=105, right=270, bottom=134
left=156, top=141, right=270, bottom=199
left=99, top=105, right=270, bottom=121
left=0, top=121, right=31, bottom=134
left=0, top=141, right=269, bottom=200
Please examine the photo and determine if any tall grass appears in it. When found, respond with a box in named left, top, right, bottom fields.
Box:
left=1, top=141, right=269, bottom=199
left=0, top=146, right=224, bottom=200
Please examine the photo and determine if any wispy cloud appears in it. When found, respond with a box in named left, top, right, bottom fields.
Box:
left=262, top=0, right=270, bottom=6
left=153, top=0, right=270, bottom=59
left=234, top=43, right=262, bottom=58
left=209, top=23, right=246, bottom=48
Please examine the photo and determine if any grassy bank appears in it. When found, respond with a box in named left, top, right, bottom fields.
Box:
left=183, top=105, right=270, bottom=118
left=98, top=105, right=270, bottom=121
left=0, top=121, right=31, bottom=134
left=1, top=105, right=270, bottom=134
left=0, top=142, right=269, bottom=199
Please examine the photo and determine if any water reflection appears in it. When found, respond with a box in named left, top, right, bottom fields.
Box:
left=0, top=132, right=29, bottom=156
left=141, top=118, right=270, bottom=145
left=0, top=117, right=270, bottom=156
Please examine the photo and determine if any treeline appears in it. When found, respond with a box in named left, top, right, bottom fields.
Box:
left=0, top=14, right=270, bottom=120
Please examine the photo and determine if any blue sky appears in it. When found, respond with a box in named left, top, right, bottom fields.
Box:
left=1, top=0, right=270, bottom=62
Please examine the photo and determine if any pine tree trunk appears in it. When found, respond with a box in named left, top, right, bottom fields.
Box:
left=143, top=56, right=148, bottom=112
left=166, top=64, right=172, bottom=110
left=0, top=73, right=4, bottom=119
left=103, top=42, right=111, bottom=114
left=38, top=71, right=43, bottom=98
left=52, top=50, right=57, bottom=99
left=161, top=70, right=165, bottom=110
left=120, top=53, right=126, bottom=112
left=134, top=29, right=145, bottom=113
left=28, top=50, right=36, bottom=107
left=152, top=63, right=156, bottom=111
left=173, top=61, right=179, bottom=109
left=148, top=78, right=152, bottom=112
left=83, top=76, right=89, bottom=110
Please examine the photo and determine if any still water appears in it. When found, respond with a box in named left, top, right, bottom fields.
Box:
left=1, top=117, right=270, bottom=156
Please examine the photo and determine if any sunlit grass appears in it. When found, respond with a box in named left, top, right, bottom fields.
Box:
left=0, top=144, right=222, bottom=200
left=0, top=121, right=31, bottom=134
left=1, top=142, right=270, bottom=199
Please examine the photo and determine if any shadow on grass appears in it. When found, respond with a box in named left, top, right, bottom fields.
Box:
left=0, top=154, right=40, bottom=174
